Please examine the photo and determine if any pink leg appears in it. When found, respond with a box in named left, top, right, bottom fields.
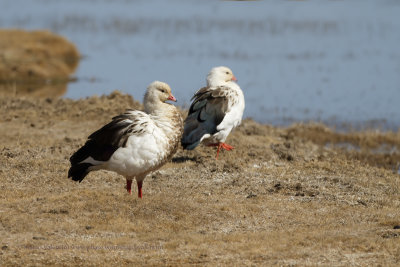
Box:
left=207, top=142, right=234, bottom=159
left=126, top=179, right=132, bottom=195
left=137, top=181, right=143, bottom=199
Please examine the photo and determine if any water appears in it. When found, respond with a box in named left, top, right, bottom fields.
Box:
left=1, top=0, right=399, bottom=130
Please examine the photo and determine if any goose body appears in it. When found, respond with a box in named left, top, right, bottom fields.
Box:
left=68, top=81, right=183, bottom=198
left=181, top=66, right=245, bottom=158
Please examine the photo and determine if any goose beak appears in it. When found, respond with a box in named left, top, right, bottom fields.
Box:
left=231, top=75, right=237, bottom=81
left=168, top=94, right=177, bottom=102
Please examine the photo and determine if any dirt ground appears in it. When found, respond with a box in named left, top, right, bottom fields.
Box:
left=0, top=91, right=399, bottom=266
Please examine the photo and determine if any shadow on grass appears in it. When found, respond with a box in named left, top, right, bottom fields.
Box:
left=172, top=156, right=200, bottom=163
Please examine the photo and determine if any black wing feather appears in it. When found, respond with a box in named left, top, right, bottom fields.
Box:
left=187, top=86, right=230, bottom=127
left=70, top=110, right=148, bottom=164
left=68, top=110, right=149, bottom=182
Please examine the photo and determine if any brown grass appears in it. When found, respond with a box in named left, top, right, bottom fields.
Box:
left=0, top=29, right=79, bottom=97
left=0, top=92, right=399, bottom=266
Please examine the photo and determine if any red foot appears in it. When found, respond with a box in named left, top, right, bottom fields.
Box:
left=137, top=181, right=143, bottom=199
left=207, top=142, right=234, bottom=159
left=126, top=179, right=132, bottom=195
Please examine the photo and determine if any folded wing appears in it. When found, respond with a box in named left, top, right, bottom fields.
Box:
left=68, top=110, right=151, bottom=181
left=181, top=86, right=238, bottom=150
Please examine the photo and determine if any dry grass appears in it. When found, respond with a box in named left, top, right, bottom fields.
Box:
left=0, top=93, right=399, bottom=266
left=0, top=29, right=79, bottom=97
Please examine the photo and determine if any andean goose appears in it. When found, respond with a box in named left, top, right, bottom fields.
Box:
left=68, top=81, right=183, bottom=198
left=181, top=66, right=245, bottom=159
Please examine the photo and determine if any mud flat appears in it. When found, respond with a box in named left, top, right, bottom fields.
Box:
left=0, top=29, right=79, bottom=97
left=0, top=92, right=399, bottom=266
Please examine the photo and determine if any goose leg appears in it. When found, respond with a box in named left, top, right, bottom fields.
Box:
left=126, top=179, right=133, bottom=194
left=137, top=180, right=143, bottom=199
left=207, top=142, right=234, bottom=159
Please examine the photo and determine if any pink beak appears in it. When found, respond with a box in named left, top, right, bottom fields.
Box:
left=168, top=94, right=177, bottom=102
left=231, top=75, right=237, bottom=81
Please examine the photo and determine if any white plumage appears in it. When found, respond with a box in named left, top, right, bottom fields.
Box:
left=68, top=81, right=183, bottom=198
left=181, top=66, right=245, bottom=159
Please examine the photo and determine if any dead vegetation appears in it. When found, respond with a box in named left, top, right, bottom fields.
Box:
left=0, top=29, right=79, bottom=97
left=0, top=93, right=399, bottom=266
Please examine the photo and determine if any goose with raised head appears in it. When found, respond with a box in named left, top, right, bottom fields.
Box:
left=68, top=81, right=183, bottom=198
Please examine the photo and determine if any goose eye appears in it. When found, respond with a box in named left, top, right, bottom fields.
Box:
left=226, top=71, right=229, bottom=75
left=160, top=89, right=165, bottom=93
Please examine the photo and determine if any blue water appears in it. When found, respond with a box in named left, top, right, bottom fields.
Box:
left=1, top=0, right=399, bottom=130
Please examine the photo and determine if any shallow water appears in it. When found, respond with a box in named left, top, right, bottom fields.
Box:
left=1, top=0, right=399, bottom=130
